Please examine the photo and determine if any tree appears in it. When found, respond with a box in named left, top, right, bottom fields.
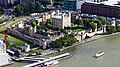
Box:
left=0, top=7, right=5, bottom=15
left=50, top=34, right=77, bottom=48
left=90, top=23, right=97, bottom=29
left=35, top=20, right=39, bottom=25
left=111, top=26, right=116, bottom=32
left=31, top=20, right=39, bottom=27
left=106, top=25, right=116, bottom=33
left=74, top=19, right=83, bottom=26
left=29, top=2, right=36, bottom=13
left=46, top=19, right=59, bottom=30
left=24, top=5, right=31, bottom=15
left=15, top=4, right=25, bottom=16
left=15, top=1, right=42, bottom=16
left=83, top=18, right=92, bottom=29
left=98, top=17, right=106, bottom=25
left=31, top=21, right=36, bottom=27
left=62, top=40, right=68, bottom=47
left=94, top=19, right=102, bottom=30
left=35, top=2, right=42, bottom=12
left=36, top=25, right=41, bottom=29
left=116, top=26, right=120, bottom=32
left=50, top=40, right=62, bottom=48
left=89, top=23, right=97, bottom=32
left=46, top=19, right=52, bottom=23
left=60, top=29, right=66, bottom=33
left=46, top=19, right=51, bottom=26
left=29, top=2, right=42, bottom=13
left=83, top=18, right=90, bottom=26
left=62, top=34, right=77, bottom=46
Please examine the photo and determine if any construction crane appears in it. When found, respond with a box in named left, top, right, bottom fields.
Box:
left=3, top=31, right=9, bottom=49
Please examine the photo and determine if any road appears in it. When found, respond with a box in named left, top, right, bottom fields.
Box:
left=0, top=9, right=14, bottom=31
left=0, top=17, right=25, bottom=32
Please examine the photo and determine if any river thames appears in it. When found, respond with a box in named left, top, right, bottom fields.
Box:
left=7, top=34, right=120, bottom=67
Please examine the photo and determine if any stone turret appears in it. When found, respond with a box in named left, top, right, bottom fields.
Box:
left=50, top=0, right=54, bottom=6
left=29, top=27, right=34, bottom=37
left=24, top=43, right=30, bottom=52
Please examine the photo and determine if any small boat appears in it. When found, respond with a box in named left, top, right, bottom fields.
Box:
left=94, top=51, right=104, bottom=58
left=44, top=60, right=58, bottom=67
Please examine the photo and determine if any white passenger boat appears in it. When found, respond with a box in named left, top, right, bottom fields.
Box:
left=94, top=52, right=104, bottom=58
left=41, top=60, right=59, bottom=67
left=45, top=60, right=58, bottom=66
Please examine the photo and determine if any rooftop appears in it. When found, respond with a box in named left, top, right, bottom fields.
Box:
left=85, top=0, right=120, bottom=7
left=100, top=0, right=120, bottom=5
left=52, top=15, right=62, bottom=19
left=52, top=10, right=70, bottom=19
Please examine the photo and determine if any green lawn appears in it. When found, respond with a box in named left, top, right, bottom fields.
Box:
left=0, top=33, right=44, bottom=53
left=0, top=33, right=26, bottom=45
left=0, top=27, right=7, bottom=32
left=10, top=18, right=24, bottom=26
left=26, top=49, right=43, bottom=54
left=65, top=27, right=85, bottom=32
left=0, top=33, right=33, bottom=48
left=0, top=17, right=25, bottom=32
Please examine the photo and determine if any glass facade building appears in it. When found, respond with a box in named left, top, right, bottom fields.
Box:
left=64, top=0, right=84, bottom=11
left=64, top=0, right=108, bottom=11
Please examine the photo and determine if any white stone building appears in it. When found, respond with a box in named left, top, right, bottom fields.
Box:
left=51, top=10, right=71, bottom=29
left=0, top=39, right=12, bottom=66
left=30, top=12, right=51, bottom=23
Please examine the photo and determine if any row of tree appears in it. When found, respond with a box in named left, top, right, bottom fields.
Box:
left=31, top=19, right=43, bottom=32
left=15, top=2, right=42, bottom=16
left=50, top=34, right=77, bottom=48
left=74, top=17, right=106, bottom=32
left=31, top=20, right=39, bottom=27
left=106, top=26, right=120, bottom=33
left=31, top=19, right=58, bottom=32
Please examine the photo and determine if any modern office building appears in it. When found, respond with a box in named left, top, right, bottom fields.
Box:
left=51, top=10, right=71, bottom=29
left=63, top=0, right=107, bottom=11
left=81, top=0, right=120, bottom=19
left=64, top=0, right=83, bottom=11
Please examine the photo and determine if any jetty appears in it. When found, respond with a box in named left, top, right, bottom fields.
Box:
left=23, top=53, right=71, bottom=67
left=14, top=57, right=46, bottom=62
